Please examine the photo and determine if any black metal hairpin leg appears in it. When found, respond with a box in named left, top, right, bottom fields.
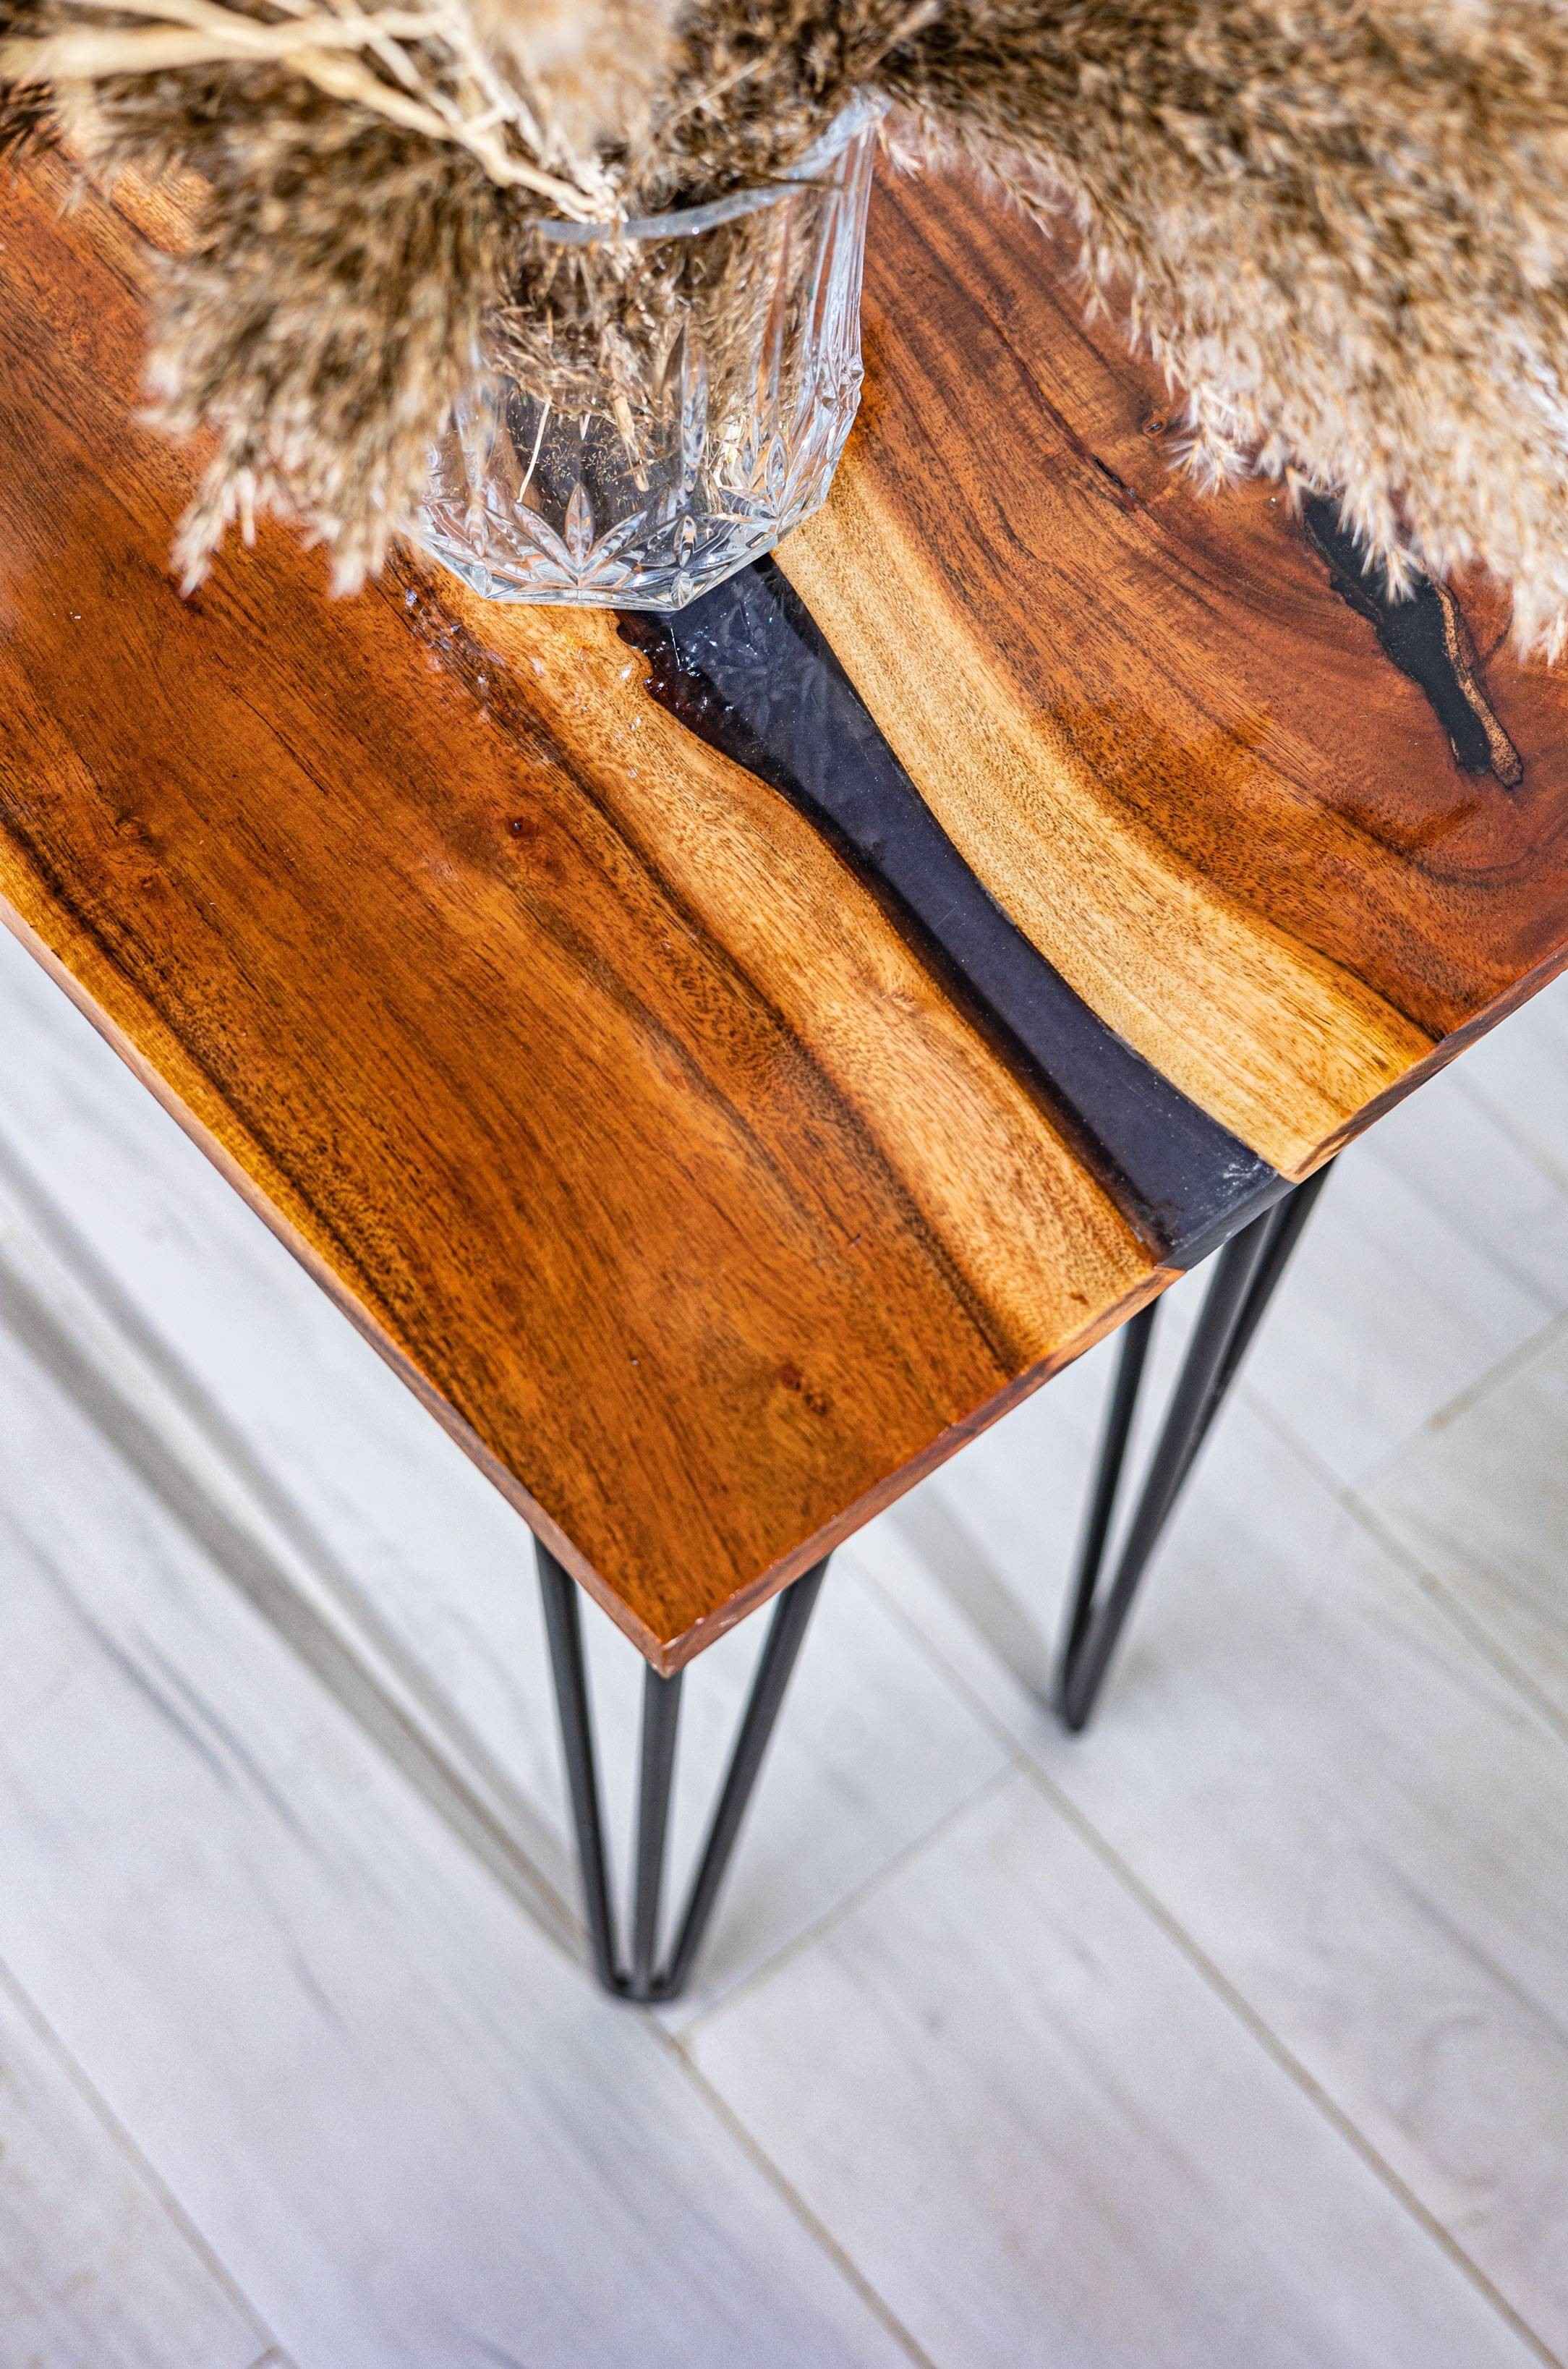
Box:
left=536, top=1544, right=830, bottom=2002
left=1055, top=1162, right=1334, bottom=1734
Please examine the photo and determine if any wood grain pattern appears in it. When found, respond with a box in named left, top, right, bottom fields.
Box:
left=689, top=1774, right=1545, bottom=2369
left=1, top=149, right=1566, bottom=1667
left=9, top=912, right=1568, bottom=2362
left=0, top=932, right=1014, bottom=2015
left=626, top=565, right=1280, bottom=1260
left=0, top=1311, right=917, bottom=2369
left=780, top=173, right=1568, bottom=1176
left=0, top=158, right=1150, bottom=1670
left=860, top=1384, right=1568, bottom=2355
left=0, top=1966, right=268, bottom=2369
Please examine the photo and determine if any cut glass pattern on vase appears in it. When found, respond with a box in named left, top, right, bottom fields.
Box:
left=419, top=96, right=882, bottom=613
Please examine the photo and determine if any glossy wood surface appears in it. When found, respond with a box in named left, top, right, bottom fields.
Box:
left=0, top=151, right=1564, bottom=1668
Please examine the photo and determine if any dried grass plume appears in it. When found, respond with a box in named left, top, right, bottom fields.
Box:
left=886, top=0, right=1568, bottom=660
left=3, top=0, right=1568, bottom=654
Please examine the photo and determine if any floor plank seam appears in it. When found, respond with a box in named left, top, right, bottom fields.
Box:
left=1235, top=1375, right=1568, bottom=1763
left=0, top=1949, right=282, bottom=2358
left=660, top=2032, right=945, bottom=2369
left=0, top=1243, right=582, bottom=1961
left=1357, top=1303, right=1568, bottom=1484
left=669, top=1759, right=1023, bottom=2039
left=1235, top=1379, right=1568, bottom=1765
left=1454, top=1075, right=1568, bottom=1204
left=856, top=1564, right=1565, bottom=2368
left=0, top=1134, right=578, bottom=1905
left=1342, top=1489, right=1568, bottom=1758
left=1009, top=1761, right=1566, bottom=2369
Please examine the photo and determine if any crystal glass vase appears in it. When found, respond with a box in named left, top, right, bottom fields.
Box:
left=419, top=96, right=882, bottom=611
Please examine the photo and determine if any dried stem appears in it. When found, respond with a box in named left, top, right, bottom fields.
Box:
left=0, top=0, right=615, bottom=214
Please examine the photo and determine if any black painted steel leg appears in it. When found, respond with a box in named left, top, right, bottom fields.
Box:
left=535, top=1545, right=830, bottom=2002
left=630, top=1664, right=683, bottom=1997
left=1059, top=1301, right=1158, bottom=1693
left=535, top=1557, right=621, bottom=1994
left=657, top=1559, right=827, bottom=2002
left=1055, top=1163, right=1333, bottom=1734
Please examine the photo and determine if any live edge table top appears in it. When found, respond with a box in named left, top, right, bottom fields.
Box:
left=3, top=153, right=1567, bottom=1672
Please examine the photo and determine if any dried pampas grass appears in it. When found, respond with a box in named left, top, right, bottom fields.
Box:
left=885, top=0, right=1568, bottom=659
left=143, top=90, right=518, bottom=592
left=0, top=0, right=634, bottom=577
left=4, top=0, right=1568, bottom=655
left=466, top=0, right=681, bottom=154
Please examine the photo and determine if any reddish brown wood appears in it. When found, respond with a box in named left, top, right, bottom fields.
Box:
left=1, top=153, right=1565, bottom=1668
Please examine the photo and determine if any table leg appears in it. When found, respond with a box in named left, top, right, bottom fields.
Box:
left=536, top=1546, right=830, bottom=2002
left=1055, top=1162, right=1334, bottom=1732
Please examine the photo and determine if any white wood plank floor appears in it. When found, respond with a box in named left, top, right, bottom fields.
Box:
left=1, top=919, right=1566, bottom=2368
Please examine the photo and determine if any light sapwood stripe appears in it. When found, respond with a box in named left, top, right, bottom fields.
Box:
left=782, top=474, right=1435, bottom=1175
left=6, top=149, right=1568, bottom=1662
left=631, top=563, right=1284, bottom=1264
left=780, top=167, right=1568, bottom=1177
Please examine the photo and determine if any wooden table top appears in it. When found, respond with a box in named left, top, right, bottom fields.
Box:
left=2, top=152, right=1565, bottom=1671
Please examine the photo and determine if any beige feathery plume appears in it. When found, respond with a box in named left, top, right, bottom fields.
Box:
left=467, top=0, right=684, bottom=156
left=884, top=0, right=1568, bottom=660
left=6, top=0, right=1568, bottom=657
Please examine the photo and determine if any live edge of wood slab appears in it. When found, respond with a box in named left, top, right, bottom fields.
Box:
left=1, top=153, right=1565, bottom=1670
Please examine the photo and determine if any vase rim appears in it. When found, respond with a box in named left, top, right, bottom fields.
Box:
left=537, top=90, right=887, bottom=250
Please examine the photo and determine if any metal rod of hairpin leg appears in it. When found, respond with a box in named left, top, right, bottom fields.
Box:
left=1158, top=1162, right=1334, bottom=1532
left=1198, top=1162, right=1333, bottom=1442
left=655, top=1557, right=830, bottom=2002
left=629, top=1664, right=683, bottom=2000
left=1057, top=1200, right=1284, bottom=1732
left=535, top=1543, right=623, bottom=1996
left=1058, top=1301, right=1159, bottom=1684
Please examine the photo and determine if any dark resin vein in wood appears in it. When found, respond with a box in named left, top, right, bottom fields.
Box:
left=625, top=563, right=1282, bottom=1266
left=3, top=153, right=1568, bottom=1672
left=1302, top=498, right=1523, bottom=789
